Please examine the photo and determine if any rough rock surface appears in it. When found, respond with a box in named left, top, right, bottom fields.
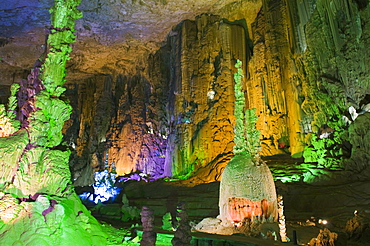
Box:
left=343, top=112, right=370, bottom=179
left=64, top=75, right=116, bottom=186
left=218, top=154, right=277, bottom=232
left=0, top=0, right=262, bottom=80
left=0, top=1, right=109, bottom=244
left=155, top=14, right=245, bottom=179
left=1, top=0, right=370, bottom=185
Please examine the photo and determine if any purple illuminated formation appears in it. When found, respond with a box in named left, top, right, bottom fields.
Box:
left=16, top=67, right=45, bottom=127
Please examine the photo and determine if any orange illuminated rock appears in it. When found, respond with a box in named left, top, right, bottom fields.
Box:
left=227, top=197, right=270, bottom=227
left=219, top=154, right=278, bottom=228
left=195, top=153, right=278, bottom=235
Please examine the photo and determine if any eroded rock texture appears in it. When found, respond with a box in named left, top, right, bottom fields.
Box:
left=155, top=14, right=247, bottom=180
left=65, top=72, right=169, bottom=183
left=64, top=0, right=370, bottom=184
left=106, top=74, right=168, bottom=177
left=2, top=0, right=370, bottom=184
left=248, top=0, right=305, bottom=157
left=219, top=154, right=277, bottom=228
left=64, top=75, right=115, bottom=186
left=70, top=15, right=250, bottom=182
left=344, top=112, right=370, bottom=179
left=0, top=1, right=108, bottom=244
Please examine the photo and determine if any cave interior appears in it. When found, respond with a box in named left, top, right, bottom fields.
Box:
left=1, top=0, right=370, bottom=245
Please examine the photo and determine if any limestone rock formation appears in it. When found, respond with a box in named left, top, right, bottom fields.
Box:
left=72, top=14, right=249, bottom=182
left=106, top=74, right=168, bottom=177
left=0, top=1, right=108, bottom=244
left=194, top=153, right=278, bottom=236
left=155, top=14, right=246, bottom=180
left=195, top=46, right=278, bottom=237
left=218, top=153, right=277, bottom=232
left=66, top=75, right=116, bottom=186
left=345, top=212, right=370, bottom=243
left=308, top=228, right=338, bottom=246
left=60, top=0, right=370, bottom=184
left=140, top=206, right=157, bottom=246
left=343, top=112, right=370, bottom=179
left=2, top=0, right=370, bottom=185
left=171, top=202, right=192, bottom=246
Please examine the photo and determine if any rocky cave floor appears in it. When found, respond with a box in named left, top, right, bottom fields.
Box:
left=81, top=155, right=370, bottom=245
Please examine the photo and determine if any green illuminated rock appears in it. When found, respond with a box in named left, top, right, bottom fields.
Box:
left=217, top=60, right=277, bottom=233
left=233, top=59, right=261, bottom=157
left=0, top=0, right=107, bottom=245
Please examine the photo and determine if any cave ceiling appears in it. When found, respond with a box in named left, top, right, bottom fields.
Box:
left=0, top=0, right=262, bottom=82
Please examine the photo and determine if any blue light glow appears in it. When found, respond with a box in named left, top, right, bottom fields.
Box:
left=93, top=170, right=121, bottom=203
left=78, top=170, right=121, bottom=203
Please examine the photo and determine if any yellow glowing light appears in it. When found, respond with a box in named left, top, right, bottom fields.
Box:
left=318, top=219, right=328, bottom=225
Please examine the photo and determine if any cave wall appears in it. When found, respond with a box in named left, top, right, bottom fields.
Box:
left=64, top=0, right=370, bottom=185
left=64, top=75, right=115, bottom=186
left=153, top=15, right=247, bottom=180
left=106, top=73, right=169, bottom=177
left=247, top=0, right=305, bottom=157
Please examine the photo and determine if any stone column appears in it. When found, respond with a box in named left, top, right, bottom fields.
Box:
left=172, top=202, right=192, bottom=246
left=140, top=206, right=157, bottom=246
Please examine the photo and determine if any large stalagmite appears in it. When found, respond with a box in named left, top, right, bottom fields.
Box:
left=219, top=154, right=277, bottom=229
left=195, top=59, right=278, bottom=236
left=219, top=60, right=277, bottom=230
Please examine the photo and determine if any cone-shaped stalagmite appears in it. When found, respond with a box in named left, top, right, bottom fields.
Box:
left=219, top=60, right=278, bottom=231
